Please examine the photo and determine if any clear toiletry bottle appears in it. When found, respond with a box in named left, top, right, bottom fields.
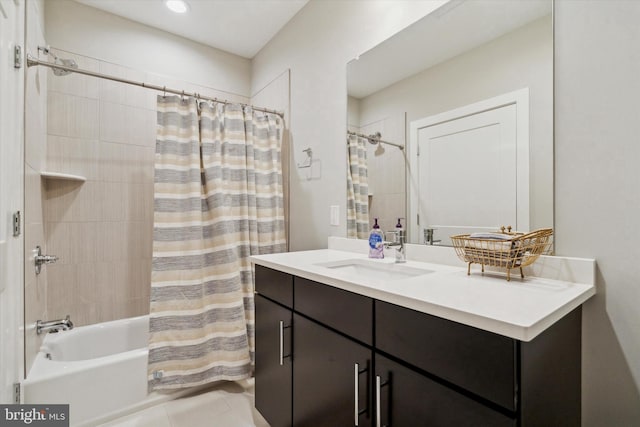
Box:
left=369, top=218, right=384, bottom=259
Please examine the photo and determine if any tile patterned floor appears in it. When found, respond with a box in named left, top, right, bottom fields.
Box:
left=98, top=379, right=270, bottom=427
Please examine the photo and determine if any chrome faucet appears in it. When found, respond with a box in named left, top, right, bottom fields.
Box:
left=384, top=231, right=406, bottom=263
left=424, top=228, right=441, bottom=246
left=36, top=315, right=73, bottom=335
left=34, top=246, right=58, bottom=275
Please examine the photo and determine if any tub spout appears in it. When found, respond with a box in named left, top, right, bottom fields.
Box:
left=36, top=315, right=73, bottom=335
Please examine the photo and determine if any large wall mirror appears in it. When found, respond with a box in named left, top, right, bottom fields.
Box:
left=346, top=0, right=553, bottom=246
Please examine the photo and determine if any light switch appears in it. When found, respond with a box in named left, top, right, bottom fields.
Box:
left=330, top=205, right=340, bottom=226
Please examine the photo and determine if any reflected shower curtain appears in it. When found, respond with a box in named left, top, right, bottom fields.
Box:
left=346, top=135, right=370, bottom=239
left=149, top=96, right=285, bottom=390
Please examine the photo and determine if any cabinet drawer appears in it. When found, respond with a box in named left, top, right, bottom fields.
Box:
left=295, top=277, right=373, bottom=345
left=376, top=301, right=516, bottom=410
left=255, top=265, right=293, bottom=308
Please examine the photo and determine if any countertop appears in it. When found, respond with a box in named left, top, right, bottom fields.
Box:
left=251, top=249, right=596, bottom=341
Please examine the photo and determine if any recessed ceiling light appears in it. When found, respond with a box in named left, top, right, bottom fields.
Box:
left=165, top=0, right=189, bottom=14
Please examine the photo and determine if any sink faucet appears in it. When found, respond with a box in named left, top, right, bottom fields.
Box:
left=384, top=231, right=406, bottom=263
left=424, top=228, right=441, bottom=246
left=36, top=315, right=74, bottom=335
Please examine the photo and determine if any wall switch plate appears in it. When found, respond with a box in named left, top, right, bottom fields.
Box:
left=330, top=205, right=340, bottom=226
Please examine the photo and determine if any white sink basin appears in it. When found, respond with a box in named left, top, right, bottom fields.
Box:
left=315, top=259, right=433, bottom=282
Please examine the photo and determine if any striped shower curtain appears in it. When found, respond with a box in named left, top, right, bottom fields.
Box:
left=347, top=135, right=370, bottom=239
left=149, top=96, right=286, bottom=391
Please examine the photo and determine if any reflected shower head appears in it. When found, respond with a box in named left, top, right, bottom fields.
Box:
left=52, top=57, right=78, bottom=76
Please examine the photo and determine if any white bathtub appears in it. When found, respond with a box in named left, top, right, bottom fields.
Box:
left=22, top=315, right=211, bottom=426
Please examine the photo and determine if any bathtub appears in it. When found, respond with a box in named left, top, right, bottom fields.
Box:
left=22, top=315, right=211, bottom=426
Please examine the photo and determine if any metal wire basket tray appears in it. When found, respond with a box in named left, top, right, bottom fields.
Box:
left=450, top=228, right=553, bottom=281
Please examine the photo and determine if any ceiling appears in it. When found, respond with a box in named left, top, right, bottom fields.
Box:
left=73, top=0, right=310, bottom=59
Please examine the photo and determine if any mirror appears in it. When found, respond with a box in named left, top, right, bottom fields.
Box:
left=347, top=0, right=553, bottom=246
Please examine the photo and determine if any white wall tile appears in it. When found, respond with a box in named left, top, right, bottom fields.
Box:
left=48, top=92, right=99, bottom=139
left=99, top=101, right=128, bottom=143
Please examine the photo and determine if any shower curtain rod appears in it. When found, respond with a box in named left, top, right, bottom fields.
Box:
left=26, top=55, right=285, bottom=118
left=347, top=130, right=404, bottom=150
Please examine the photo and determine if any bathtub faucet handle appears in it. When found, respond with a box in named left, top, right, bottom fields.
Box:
left=36, top=315, right=74, bottom=335
left=34, top=246, right=58, bottom=275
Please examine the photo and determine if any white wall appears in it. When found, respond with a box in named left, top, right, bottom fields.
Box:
left=45, top=0, right=251, bottom=98
left=0, top=0, right=25, bottom=402
left=252, top=0, right=448, bottom=251
left=555, top=1, right=640, bottom=425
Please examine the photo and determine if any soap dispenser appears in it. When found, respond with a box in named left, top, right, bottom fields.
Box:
left=368, top=218, right=384, bottom=259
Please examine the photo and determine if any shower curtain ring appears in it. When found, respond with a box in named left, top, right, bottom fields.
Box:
left=162, top=86, right=166, bottom=97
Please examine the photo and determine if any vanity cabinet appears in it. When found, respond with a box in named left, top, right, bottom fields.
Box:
left=255, top=267, right=293, bottom=427
left=293, top=314, right=372, bottom=426
left=254, top=265, right=582, bottom=427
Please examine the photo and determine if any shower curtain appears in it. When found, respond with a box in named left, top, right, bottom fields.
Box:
left=149, top=96, right=286, bottom=391
left=347, top=135, right=370, bottom=239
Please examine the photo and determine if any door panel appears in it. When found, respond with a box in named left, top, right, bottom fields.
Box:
left=375, top=354, right=515, bottom=427
left=255, top=295, right=292, bottom=427
left=293, top=314, right=372, bottom=427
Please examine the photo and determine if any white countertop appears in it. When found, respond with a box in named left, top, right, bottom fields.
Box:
left=251, top=249, right=596, bottom=342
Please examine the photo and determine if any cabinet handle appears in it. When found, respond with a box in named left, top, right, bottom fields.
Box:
left=376, top=375, right=381, bottom=427
left=355, top=363, right=360, bottom=426
left=279, top=320, right=291, bottom=366
left=376, top=375, right=390, bottom=427
left=279, top=320, right=284, bottom=366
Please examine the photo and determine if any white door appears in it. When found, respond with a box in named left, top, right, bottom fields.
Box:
left=408, top=89, right=529, bottom=245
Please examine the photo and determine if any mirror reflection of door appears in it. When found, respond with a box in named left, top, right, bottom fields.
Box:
left=409, top=89, right=529, bottom=245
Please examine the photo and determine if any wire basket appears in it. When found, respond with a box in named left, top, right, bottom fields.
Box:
left=450, top=228, right=553, bottom=281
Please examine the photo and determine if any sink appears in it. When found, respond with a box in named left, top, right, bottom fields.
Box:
left=315, top=259, right=433, bottom=282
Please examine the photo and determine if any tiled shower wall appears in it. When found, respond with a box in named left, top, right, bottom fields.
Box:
left=43, top=49, right=249, bottom=326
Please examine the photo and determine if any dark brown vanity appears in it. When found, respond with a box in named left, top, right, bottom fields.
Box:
left=254, top=265, right=582, bottom=427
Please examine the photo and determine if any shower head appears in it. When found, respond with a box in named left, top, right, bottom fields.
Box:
left=52, top=57, right=78, bottom=76
left=367, top=132, right=382, bottom=145
left=38, top=46, right=78, bottom=76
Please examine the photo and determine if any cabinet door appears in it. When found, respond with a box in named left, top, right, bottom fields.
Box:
left=293, top=314, right=372, bottom=427
left=375, top=354, right=515, bottom=427
left=255, top=295, right=292, bottom=427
